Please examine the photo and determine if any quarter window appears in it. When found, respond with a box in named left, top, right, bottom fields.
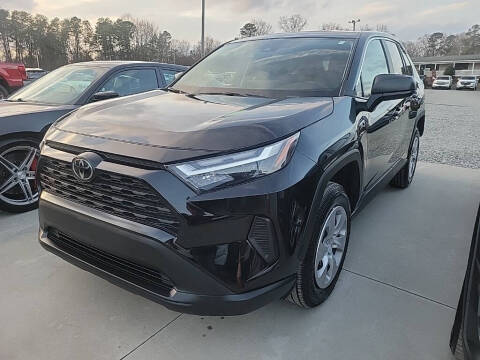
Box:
left=100, top=69, right=158, bottom=96
left=357, top=39, right=389, bottom=97
left=384, top=41, right=404, bottom=75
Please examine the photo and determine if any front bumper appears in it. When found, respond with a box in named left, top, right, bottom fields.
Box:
left=456, top=83, right=476, bottom=89
left=38, top=194, right=295, bottom=315
left=432, top=83, right=450, bottom=88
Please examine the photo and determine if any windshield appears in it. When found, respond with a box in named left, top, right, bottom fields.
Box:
left=172, top=37, right=354, bottom=97
left=437, top=76, right=450, bottom=80
left=461, top=76, right=475, bottom=80
left=9, top=65, right=108, bottom=105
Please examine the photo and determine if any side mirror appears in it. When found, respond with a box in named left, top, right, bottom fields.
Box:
left=91, top=91, right=119, bottom=102
left=363, top=74, right=416, bottom=112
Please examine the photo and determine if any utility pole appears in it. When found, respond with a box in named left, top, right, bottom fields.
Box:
left=348, top=19, right=360, bottom=31
left=201, top=0, right=205, bottom=57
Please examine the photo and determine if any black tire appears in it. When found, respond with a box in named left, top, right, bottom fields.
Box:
left=287, top=182, right=351, bottom=308
left=0, top=138, right=40, bottom=213
left=453, top=323, right=465, bottom=360
left=0, top=84, right=8, bottom=99
left=390, top=128, right=420, bottom=189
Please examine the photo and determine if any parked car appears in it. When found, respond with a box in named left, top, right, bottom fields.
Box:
left=432, top=75, right=453, bottom=89
left=37, top=31, right=425, bottom=315
left=450, top=203, right=480, bottom=359
left=0, top=61, right=186, bottom=213
left=23, top=68, right=48, bottom=86
left=456, top=76, right=478, bottom=91
left=0, top=62, right=27, bottom=98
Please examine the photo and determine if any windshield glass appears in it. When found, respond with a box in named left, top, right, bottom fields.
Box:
left=461, top=76, right=475, bottom=80
left=437, top=76, right=450, bottom=80
left=172, top=37, right=354, bottom=97
left=9, top=65, right=108, bottom=105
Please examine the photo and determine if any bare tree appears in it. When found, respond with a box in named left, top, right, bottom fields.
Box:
left=251, top=18, right=273, bottom=35
left=278, top=14, right=307, bottom=33
left=321, top=23, right=345, bottom=31
left=360, top=24, right=373, bottom=31
left=376, top=24, right=389, bottom=33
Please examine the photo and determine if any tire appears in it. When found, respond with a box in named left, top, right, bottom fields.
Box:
left=390, top=128, right=420, bottom=189
left=287, top=182, right=351, bottom=308
left=453, top=323, right=465, bottom=360
left=0, top=138, right=40, bottom=213
left=0, top=84, right=8, bottom=99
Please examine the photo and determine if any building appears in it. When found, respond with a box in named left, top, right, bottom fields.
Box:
left=412, top=54, right=480, bottom=77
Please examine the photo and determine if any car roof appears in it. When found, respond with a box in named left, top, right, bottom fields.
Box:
left=68, top=60, right=187, bottom=71
left=231, top=31, right=399, bottom=43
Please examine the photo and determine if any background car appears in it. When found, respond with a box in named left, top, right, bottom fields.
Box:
left=0, top=62, right=27, bottom=98
left=456, top=76, right=478, bottom=91
left=450, top=203, right=480, bottom=359
left=0, top=60, right=186, bottom=213
left=23, top=68, right=48, bottom=86
left=432, top=75, right=453, bottom=89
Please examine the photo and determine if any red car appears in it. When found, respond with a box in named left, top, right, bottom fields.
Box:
left=0, top=62, right=27, bottom=98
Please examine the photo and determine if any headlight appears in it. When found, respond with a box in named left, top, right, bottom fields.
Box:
left=168, top=132, right=300, bottom=191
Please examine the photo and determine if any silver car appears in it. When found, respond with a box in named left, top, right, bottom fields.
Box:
left=456, top=76, right=477, bottom=90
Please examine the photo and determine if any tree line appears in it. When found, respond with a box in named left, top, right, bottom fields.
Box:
left=0, top=9, right=220, bottom=70
left=1, top=7, right=479, bottom=71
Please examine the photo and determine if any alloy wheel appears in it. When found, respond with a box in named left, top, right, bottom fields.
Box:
left=314, top=206, right=348, bottom=289
left=0, top=146, right=39, bottom=206
left=408, top=135, right=420, bottom=182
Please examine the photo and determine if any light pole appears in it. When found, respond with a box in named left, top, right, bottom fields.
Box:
left=201, top=0, right=205, bottom=57
left=348, top=19, right=360, bottom=31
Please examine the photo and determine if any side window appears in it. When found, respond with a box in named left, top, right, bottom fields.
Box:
left=384, top=41, right=404, bottom=75
left=100, top=69, right=158, bottom=96
left=162, top=69, right=181, bottom=86
left=399, top=47, right=415, bottom=76
left=357, top=39, right=389, bottom=97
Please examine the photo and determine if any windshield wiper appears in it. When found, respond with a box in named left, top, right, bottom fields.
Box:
left=5, top=98, right=25, bottom=102
left=166, top=87, right=190, bottom=95
left=193, top=91, right=270, bottom=98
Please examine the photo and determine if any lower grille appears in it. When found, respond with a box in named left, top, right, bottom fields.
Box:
left=48, top=229, right=174, bottom=295
left=39, top=156, right=180, bottom=235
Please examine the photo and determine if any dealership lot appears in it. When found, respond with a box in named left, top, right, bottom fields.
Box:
left=1, top=89, right=479, bottom=360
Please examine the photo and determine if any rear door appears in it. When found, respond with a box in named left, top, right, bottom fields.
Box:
left=356, top=39, right=401, bottom=189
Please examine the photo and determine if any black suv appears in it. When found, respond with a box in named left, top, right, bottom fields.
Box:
left=37, top=31, right=425, bottom=315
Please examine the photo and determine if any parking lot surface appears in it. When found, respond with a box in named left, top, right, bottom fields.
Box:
left=421, top=89, right=480, bottom=169
left=1, top=89, right=479, bottom=359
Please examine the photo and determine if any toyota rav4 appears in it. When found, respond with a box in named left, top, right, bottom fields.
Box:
left=37, top=31, right=425, bottom=315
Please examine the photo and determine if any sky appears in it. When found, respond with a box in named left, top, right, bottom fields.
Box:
left=0, top=0, right=475, bottom=43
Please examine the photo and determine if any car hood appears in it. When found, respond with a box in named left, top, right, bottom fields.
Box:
left=0, top=101, right=77, bottom=136
left=51, top=90, right=333, bottom=163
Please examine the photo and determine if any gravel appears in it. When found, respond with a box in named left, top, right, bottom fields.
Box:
left=419, top=89, right=480, bottom=169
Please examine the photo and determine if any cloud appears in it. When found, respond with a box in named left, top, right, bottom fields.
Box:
left=357, top=1, right=397, bottom=17
left=1, top=0, right=37, bottom=11
left=417, top=1, right=469, bottom=16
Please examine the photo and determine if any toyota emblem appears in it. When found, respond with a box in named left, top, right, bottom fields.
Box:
left=72, top=157, right=94, bottom=181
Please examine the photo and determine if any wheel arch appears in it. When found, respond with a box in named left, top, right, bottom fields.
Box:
left=296, top=149, right=363, bottom=261
left=0, top=132, right=43, bottom=148
left=416, top=115, right=425, bottom=136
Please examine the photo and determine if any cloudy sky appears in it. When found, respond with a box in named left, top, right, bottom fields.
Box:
left=1, top=0, right=475, bottom=43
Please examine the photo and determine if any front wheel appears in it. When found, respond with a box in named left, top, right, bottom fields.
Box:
left=0, top=139, right=40, bottom=213
left=390, top=128, right=420, bottom=189
left=287, top=182, right=351, bottom=308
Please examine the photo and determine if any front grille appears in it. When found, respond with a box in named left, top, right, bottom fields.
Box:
left=39, top=156, right=180, bottom=235
left=48, top=229, right=174, bottom=295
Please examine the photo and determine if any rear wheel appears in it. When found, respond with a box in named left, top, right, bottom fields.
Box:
left=287, top=182, right=351, bottom=308
left=0, top=139, right=40, bottom=213
left=390, top=128, right=420, bottom=189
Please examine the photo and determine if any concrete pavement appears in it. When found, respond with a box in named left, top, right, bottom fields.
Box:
left=1, top=161, right=479, bottom=360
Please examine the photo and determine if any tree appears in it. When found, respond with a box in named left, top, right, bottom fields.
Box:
left=251, top=19, right=272, bottom=35
left=240, top=23, right=257, bottom=38
left=426, top=32, right=445, bottom=56
left=278, top=14, right=307, bottom=32
left=321, top=23, right=345, bottom=31
left=0, top=9, right=12, bottom=61
left=463, top=24, right=480, bottom=54
left=444, top=64, right=455, bottom=76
